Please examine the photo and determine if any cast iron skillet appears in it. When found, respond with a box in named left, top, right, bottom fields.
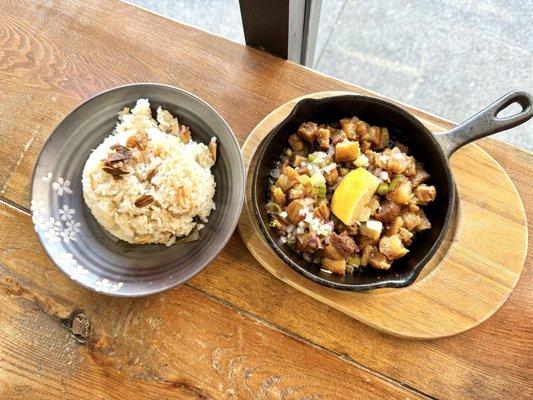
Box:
left=251, top=91, right=532, bottom=291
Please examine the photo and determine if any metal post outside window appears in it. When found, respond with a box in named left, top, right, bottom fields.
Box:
left=239, top=0, right=322, bottom=67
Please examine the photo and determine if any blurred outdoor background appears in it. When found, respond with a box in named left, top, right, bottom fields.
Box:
left=130, top=0, right=532, bottom=149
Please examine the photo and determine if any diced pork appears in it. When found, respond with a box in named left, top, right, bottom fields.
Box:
left=340, top=117, right=358, bottom=140
left=288, top=134, right=305, bottom=152
left=398, top=227, right=413, bottom=245
left=400, top=209, right=421, bottom=230
left=322, top=258, right=347, bottom=275
left=330, top=129, right=347, bottom=145
left=414, top=184, right=436, bottom=205
left=411, top=163, right=430, bottom=187
left=335, top=141, right=361, bottom=162
left=387, top=177, right=412, bottom=205
left=386, top=216, right=404, bottom=236
left=276, top=174, right=292, bottom=192
left=286, top=200, right=304, bottom=223
left=329, top=232, right=357, bottom=258
left=374, top=200, right=401, bottom=223
left=379, top=235, right=408, bottom=260
left=417, top=209, right=431, bottom=231
left=317, top=127, right=331, bottom=149
left=369, top=250, right=392, bottom=270
left=313, top=201, right=330, bottom=220
left=298, top=122, right=318, bottom=143
left=282, top=165, right=299, bottom=182
left=272, top=187, right=286, bottom=205
left=289, top=184, right=306, bottom=199
left=323, top=244, right=343, bottom=260
left=360, top=245, right=373, bottom=267
left=324, top=168, right=339, bottom=185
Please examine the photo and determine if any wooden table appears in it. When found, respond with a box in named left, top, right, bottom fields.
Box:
left=0, top=1, right=531, bottom=399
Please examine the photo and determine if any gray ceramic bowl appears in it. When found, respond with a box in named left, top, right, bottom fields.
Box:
left=31, top=84, right=244, bottom=297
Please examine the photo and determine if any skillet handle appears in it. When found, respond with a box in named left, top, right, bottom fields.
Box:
left=435, top=91, right=533, bottom=158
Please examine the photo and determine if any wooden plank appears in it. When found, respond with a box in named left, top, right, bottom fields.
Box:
left=0, top=202, right=423, bottom=400
left=0, top=1, right=531, bottom=399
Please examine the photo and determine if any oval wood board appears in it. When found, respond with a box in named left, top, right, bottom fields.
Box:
left=237, top=91, right=527, bottom=339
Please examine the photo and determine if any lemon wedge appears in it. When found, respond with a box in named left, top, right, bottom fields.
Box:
left=331, top=167, right=379, bottom=225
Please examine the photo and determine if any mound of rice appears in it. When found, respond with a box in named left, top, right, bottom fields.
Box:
left=82, top=99, right=216, bottom=246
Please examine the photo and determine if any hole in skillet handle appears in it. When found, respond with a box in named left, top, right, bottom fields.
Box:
left=435, top=91, right=533, bottom=158
left=496, top=102, right=523, bottom=119
left=251, top=95, right=453, bottom=291
left=494, top=92, right=531, bottom=121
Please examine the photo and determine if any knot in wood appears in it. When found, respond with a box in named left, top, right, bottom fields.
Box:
left=61, top=309, right=91, bottom=344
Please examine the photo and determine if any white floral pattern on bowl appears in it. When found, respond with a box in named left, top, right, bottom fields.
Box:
left=52, top=177, right=73, bottom=196
left=31, top=173, right=123, bottom=294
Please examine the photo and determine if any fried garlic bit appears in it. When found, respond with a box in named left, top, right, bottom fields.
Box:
left=208, top=137, right=217, bottom=162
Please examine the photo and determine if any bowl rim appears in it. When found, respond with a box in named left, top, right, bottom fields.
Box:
left=251, top=94, right=454, bottom=291
left=30, top=82, right=245, bottom=297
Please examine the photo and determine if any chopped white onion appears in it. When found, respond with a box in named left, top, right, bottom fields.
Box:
left=270, top=168, right=280, bottom=178
left=366, top=219, right=383, bottom=234
left=378, top=155, right=389, bottom=165
left=322, top=162, right=337, bottom=173
left=379, top=171, right=390, bottom=182
left=354, top=154, right=369, bottom=167
left=392, top=151, right=404, bottom=160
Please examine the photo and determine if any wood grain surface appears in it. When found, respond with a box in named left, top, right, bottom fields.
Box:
left=0, top=202, right=427, bottom=400
left=237, top=91, right=527, bottom=339
left=0, top=0, right=531, bottom=399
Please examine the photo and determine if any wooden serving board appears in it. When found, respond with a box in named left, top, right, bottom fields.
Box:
left=238, top=91, right=527, bottom=339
